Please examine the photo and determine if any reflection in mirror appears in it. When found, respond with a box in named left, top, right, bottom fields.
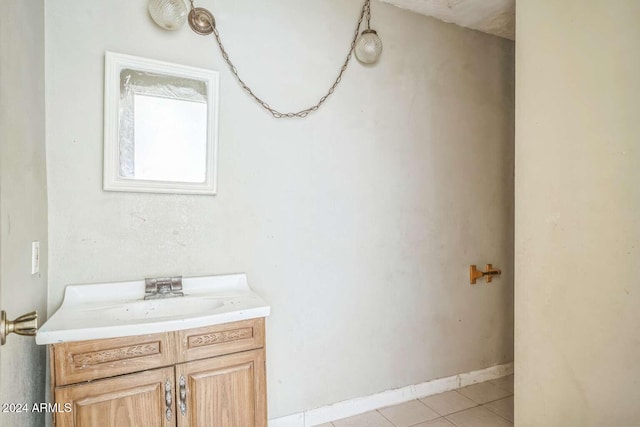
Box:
left=133, top=94, right=206, bottom=182
left=104, top=52, right=219, bottom=195
left=120, top=69, right=208, bottom=183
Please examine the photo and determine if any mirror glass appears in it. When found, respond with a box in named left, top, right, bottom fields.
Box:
left=104, top=52, right=219, bottom=195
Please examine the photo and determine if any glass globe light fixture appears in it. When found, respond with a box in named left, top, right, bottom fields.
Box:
left=148, top=0, right=188, bottom=31
left=355, top=29, right=383, bottom=64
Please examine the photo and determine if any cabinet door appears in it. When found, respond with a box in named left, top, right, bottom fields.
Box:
left=55, top=367, right=175, bottom=427
left=176, top=349, right=266, bottom=427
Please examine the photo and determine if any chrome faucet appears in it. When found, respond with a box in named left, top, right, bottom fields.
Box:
left=144, top=276, right=184, bottom=300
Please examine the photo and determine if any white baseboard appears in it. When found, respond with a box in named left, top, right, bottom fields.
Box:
left=268, top=362, right=514, bottom=427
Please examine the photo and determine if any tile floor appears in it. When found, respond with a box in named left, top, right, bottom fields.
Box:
left=315, top=375, right=514, bottom=427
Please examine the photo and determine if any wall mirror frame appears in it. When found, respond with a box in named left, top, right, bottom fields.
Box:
left=103, top=52, right=219, bottom=195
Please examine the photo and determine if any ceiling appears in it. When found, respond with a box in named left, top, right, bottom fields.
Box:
left=380, top=0, right=515, bottom=40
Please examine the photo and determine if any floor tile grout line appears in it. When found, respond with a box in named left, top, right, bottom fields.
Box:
left=418, top=390, right=481, bottom=418
left=419, top=388, right=511, bottom=408
left=475, top=393, right=514, bottom=406
left=377, top=399, right=446, bottom=427
left=481, top=399, right=514, bottom=423
left=329, top=380, right=514, bottom=427
left=415, top=396, right=444, bottom=416
left=443, top=404, right=514, bottom=427
left=443, top=408, right=513, bottom=427
left=443, top=415, right=464, bottom=427
left=421, top=399, right=452, bottom=424
left=421, top=392, right=513, bottom=419
left=408, top=416, right=444, bottom=427
left=376, top=408, right=396, bottom=426
left=457, top=389, right=514, bottom=407
left=406, top=416, right=453, bottom=427
left=417, top=390, right=475, bottom=417
left=436, top=403, right=479, bottom=418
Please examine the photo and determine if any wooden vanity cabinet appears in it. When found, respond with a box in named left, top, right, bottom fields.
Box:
left=50, top=318, right=267, bottom=427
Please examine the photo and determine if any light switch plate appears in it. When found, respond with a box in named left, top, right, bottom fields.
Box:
left=31, top=241, right=40, bottom=275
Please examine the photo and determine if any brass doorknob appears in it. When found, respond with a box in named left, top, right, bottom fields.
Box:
left=0, top=310, right=38, bottom=345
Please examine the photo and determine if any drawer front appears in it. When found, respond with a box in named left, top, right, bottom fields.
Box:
left=177, top=318, right=264, bottom=362
left=53, top=333, right=176, bottom=386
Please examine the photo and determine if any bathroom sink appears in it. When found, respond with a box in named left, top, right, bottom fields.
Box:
left=100, top=297, right=225, bottom=321
left=35, top=273, right=270, bottom=344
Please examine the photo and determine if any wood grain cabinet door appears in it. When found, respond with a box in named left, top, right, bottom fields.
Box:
left=175, top=349, right=267, bottom=427
left=55, top=367, right=175, bottom=427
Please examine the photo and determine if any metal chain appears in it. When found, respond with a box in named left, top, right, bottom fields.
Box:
left=365, top=0, right=372, bottom=30
left=203, top=0, right=371, bottom=118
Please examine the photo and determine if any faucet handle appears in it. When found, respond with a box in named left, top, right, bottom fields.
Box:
left=168, top=276, right=183, bottom=292
left=145, top=277, right=157, bottom=295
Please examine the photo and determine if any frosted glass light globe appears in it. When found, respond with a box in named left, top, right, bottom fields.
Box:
left=355, top=30, right=383, bottom=64
left=148, top=0, right=188, bottom=31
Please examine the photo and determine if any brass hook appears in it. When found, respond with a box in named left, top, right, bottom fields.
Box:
left=470, top=264, right=501, bottom=285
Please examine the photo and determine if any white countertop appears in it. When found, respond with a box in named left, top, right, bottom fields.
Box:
left=36, top=273, right=270, bottom=345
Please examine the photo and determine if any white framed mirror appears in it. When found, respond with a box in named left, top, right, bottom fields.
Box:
left=104, top=52, right=219, bottom=195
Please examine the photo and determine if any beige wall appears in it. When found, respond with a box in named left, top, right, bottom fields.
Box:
left=515, top=1, right=640, bottom=425
left=46, top=0, right=514, bottom=418
left=0, top=0, right=48, bottom=425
